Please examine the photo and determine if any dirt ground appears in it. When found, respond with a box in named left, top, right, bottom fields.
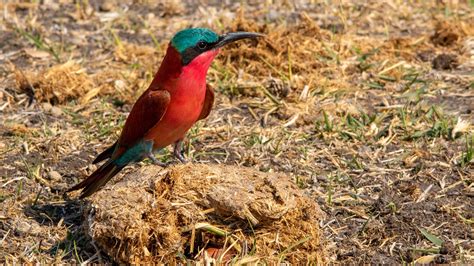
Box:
left=0, top=0, right=473, bottom=264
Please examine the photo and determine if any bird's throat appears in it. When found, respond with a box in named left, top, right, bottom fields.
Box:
left=150, top=46, right=219, bottom=90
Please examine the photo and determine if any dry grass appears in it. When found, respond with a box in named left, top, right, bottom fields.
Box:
left=0, top=0, right=473, bottom=264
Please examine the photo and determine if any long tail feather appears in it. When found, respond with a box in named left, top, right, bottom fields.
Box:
left=67, top=160, right=124, bottom=198
left=92, top=141, right=117, bottom=164
left=79, top=164, right=124, bottom=198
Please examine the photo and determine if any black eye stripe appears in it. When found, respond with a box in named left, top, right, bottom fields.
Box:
left=181, top=40, right=218, bottom=65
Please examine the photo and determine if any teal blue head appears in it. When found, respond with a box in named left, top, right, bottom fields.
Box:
left=171, top=28, right=219, bottom=54
left=170, top=28, right=264, bottom=65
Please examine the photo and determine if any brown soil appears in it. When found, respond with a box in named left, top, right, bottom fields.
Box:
left=1, top=1, right=473, bottom=264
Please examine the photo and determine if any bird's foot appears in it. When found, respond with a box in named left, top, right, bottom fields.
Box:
left=147, top=153, right=168, bottom=167
left=174, top=151, right=188, bottom=163
left=173, top=140, right=188, bottom=163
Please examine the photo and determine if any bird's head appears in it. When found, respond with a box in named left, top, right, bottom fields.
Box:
left=170, top=28, right=263, bottom=66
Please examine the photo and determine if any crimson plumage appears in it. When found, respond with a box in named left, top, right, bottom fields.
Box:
left=68, top=29, right=263, bottom=198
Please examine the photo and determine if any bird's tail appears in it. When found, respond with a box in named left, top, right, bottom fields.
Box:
left=67, top=160, right=125, bottom=198
left=92, top=141, right=117, bottom=164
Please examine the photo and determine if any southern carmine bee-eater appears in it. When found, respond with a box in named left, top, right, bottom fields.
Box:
left=67, top=28, right=263, bottom=198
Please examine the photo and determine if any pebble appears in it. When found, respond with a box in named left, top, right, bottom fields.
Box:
left=50, top=106, right=62, bottom=117
left=100, top=2, right=114, bottom=12
left=146, top=13, right=155, bottom=20
left=42, top=102, right=53, bottom=112
left=48, top=170, right=62, bottom=181
left=15, top=220, right=42, bottom=236
left=114, top=79, right=126, bottom=91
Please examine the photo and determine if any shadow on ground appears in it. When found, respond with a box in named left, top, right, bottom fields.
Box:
left=22, top=199, right=111, bottom=263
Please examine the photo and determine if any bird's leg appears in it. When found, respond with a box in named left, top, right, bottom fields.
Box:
left=144, top=142, right=167, bottom=167
left=147, top=153, right=167, bottom=167
left=173, top=139, right=188, bottom=163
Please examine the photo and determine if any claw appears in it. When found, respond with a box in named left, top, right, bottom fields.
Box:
left=173, top=139, right=188, bottom=163
left=147, top=153, right=167, bottom=167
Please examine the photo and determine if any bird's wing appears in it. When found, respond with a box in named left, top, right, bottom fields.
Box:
left=198, top=84, right=215, bottom=120
left=68, top=90, right=169, bottom=198
left=116, top=89, right=171, bottom=152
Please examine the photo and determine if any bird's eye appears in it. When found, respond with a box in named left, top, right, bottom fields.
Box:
left=197, top=41, right=207, bottom=50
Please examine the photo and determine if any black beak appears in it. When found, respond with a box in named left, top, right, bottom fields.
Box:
left=214, top=32, right=264, bottom=48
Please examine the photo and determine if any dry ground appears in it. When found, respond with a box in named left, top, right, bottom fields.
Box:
left=0, top=0, right=473, bottom=264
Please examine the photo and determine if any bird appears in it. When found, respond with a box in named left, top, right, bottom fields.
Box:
left=67, top=28, right=263, bottom=198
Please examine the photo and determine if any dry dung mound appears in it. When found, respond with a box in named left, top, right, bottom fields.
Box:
left=14, top=61, right=94, bottom=104
left=82, top=163, right=326, bottom=264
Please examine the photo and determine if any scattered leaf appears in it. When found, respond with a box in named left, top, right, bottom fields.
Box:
left=419, top=228, right=444, bottom=247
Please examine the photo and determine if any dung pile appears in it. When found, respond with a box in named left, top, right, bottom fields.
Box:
left=82, top=163, right=326, bottom=263
left=14, top=61, right=94, bottom=104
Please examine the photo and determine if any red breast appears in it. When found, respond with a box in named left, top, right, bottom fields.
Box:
left=145, top=48, right=220, bottom=148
